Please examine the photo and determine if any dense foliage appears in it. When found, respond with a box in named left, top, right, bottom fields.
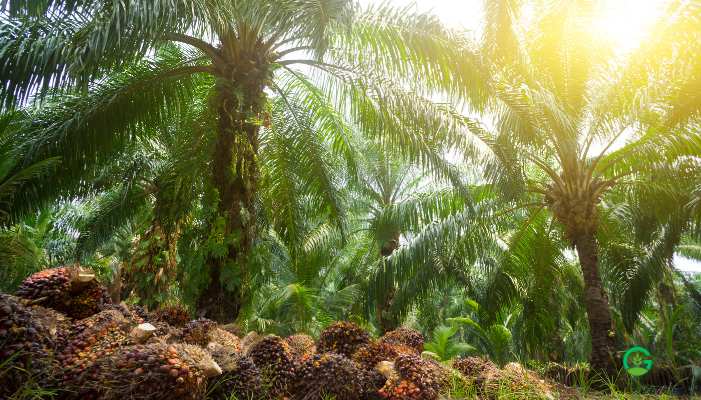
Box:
left=1, top=0, right=701, bottom=397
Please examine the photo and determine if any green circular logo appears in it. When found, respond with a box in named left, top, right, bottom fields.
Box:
left=623, top=346, right=653, bottom=377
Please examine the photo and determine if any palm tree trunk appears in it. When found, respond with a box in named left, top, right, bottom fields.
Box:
left=572, top=232, right=616, bottom=376
left=377, top=232, right=400, bottom=333
left=197, top=80, right=263, bottom=323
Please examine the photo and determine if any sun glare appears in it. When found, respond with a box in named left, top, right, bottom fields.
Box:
left=592, top=0, right=668, bottom=52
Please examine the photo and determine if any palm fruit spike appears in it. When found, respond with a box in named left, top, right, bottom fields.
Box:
left=241, top=331, right=262, bottom=352
left=378, top=354, right=447, bottom=400
left=285, top=334, right=316, bottom=363
left=62, top=343, right=221, bottom=400
left=207, top=343, right=262, bottom=400
left=380, top=327, right=425, bottom=354
left=181, top=318, right=218, bottom=346
left=291, top=353, right=366, bottom=400
left=15, top=266, right=111, bottom=319
left=353, top=340, right=408, bottom=370
left=246, top=335, right=296, bottom=399
left=208, top=327, right=241, bottom=352
left=317, top=321, right=371, bottom=357
left=150, top=304, right=191, bottom=327
left=0, top=294, right=69, bottom=398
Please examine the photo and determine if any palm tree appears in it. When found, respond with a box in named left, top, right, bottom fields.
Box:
left=1, top=1, right=480, bottom=321
left=351, top=151, right=427, bottom=332
left=459, top=1, right=701, bottom=374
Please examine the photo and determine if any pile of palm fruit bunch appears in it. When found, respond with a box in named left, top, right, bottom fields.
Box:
left=0, top=293, right=70, bottom=398
left=15, top=265, right=112, bottom=319
left=2, top=267, right=561, bottom=400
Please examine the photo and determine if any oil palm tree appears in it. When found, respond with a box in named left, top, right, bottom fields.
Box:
left=457, top=1, right=701, bottom=374
left=0, top=0, right=482, bottom=321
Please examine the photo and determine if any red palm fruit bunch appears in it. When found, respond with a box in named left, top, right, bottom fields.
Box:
left=55, top=309, right=134, bottom=377
left=353, top=340, right=409, bottom=370
left=317, top=321, right=371, bottom=357
left=285, top=333, right=316, bottom=363
left=207, top=343, right=262, bottom=400
left=0, top=294, right=69, bottom=398
left=15, top=266, right=111, bottom=319
left=291, top=352, right=368, bottom=400
left=379, top=354, right=447, bottom=400
left=150, top=304, right=191, bottom=327
left=246, top=335, right=297, bottom=399
left=379, top=327, right=425, bottom=354
left=63, top=343, right=221, bottom=400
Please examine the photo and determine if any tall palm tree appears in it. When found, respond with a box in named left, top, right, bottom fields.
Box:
left=459, top=1, right=701, bottom=374
left=1, top=1, right=481, bottom=321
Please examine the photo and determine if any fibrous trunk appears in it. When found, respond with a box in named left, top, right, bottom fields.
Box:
left=377, top=231, right=400, bottom=333
left=572, top=232, right=616, bottom=376
left=197, top=71, right=264, bottom=323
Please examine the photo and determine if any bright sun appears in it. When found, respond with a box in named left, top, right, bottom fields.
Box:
left=592, top=0, right=668, bottom=52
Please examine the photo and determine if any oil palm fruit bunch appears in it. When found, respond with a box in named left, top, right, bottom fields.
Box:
left=150, top=304, right=191, bottom=327
left=207, top=343, right=262, bottom=400
left=353, top=340, right=406, bottom=370
left=452, top=356, right=496, bottom=379
left=291, top=353, right=367, bottom=400
left=380, top=328, right=424, bottom=354
left=246, top=335, right=296, bottom=399
left=15, top=266, right=111, bottom=319
left=208, top=327, right=241, bottom=352
left=285, top=333, right=316, bottom=363
left=181, top=318, right=241, bottom=351
left=55, top=309, right=134, bottom=377
left=378, top=354, right=447, bottom=400
left=181, top=318, right=218, bottom=346
left=361, top=368, right=389, bottom=400
left=317, top=321, right=371, bottom=357
left=0, top=294, right=68, bottom=398
left=105, top=303, right=147, bottom=324
left=63, top=343, right=221, bottom=400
